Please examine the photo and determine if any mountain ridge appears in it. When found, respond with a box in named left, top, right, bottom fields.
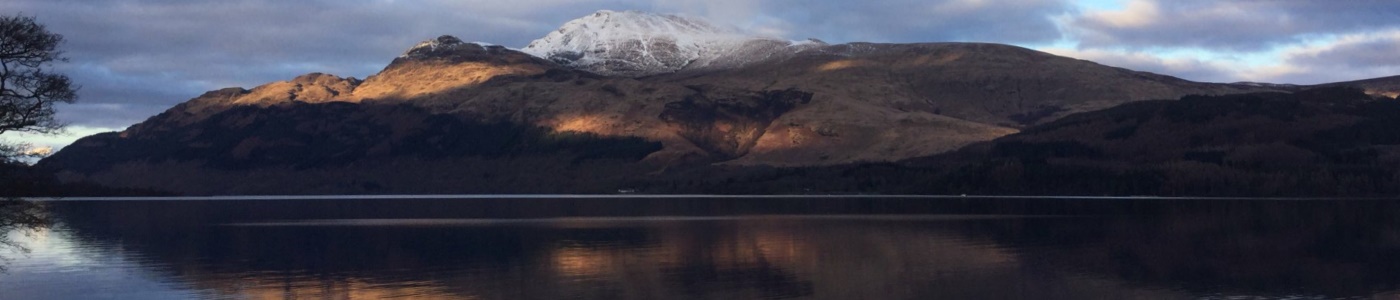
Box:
left=32, top=10, right=1400, bottom=195
left=521, top=10, right=825, bottom=77
left=643, top=87, right=1400, bottom=196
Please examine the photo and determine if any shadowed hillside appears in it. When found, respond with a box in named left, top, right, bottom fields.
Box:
left=40, top=102, right=663, bottom=195
left=639, top=87, right=1400, bottom=196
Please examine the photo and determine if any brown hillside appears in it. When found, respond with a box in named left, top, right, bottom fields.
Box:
left=39, top=35, right=1398, bottom=195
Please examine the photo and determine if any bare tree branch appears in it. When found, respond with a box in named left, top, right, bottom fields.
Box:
left=0, top=14, right=76, bottom=138
left=0, top=15, right=60, bottom=267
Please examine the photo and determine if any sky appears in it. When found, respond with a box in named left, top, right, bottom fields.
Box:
left=2, top=0, right=1399, bottom=152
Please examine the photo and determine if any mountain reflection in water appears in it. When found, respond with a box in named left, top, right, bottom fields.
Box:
left=3, top=197, right=1400, bottom=299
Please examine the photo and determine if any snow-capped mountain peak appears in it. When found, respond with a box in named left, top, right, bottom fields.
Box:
left=521, top=10, right=825, bottom=77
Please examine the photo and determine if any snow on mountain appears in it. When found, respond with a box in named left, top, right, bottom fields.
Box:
left=522, top=10, right=825, bottom=77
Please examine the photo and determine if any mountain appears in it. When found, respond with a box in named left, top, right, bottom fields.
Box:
left=521, top=10, right=824, bottom=77
left=649, top=87, right=1400, bottom=196
left=33, top=11, right=1400, bottom=195
left=1313, top=75, right=1400, bottom=98
left=648, top=42, right=1283, bottom=165
left=918, top=86, right=1400, bottom=196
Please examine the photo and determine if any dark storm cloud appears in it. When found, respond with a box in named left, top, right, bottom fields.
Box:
left=57, top=63, right=206, bottom=106
left=55, top=103, right=170, bottom=129
left=1071, top=0, right=1400, bottom=51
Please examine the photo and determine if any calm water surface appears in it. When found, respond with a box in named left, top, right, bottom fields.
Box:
left=2, top=197, right=1400, bottom=299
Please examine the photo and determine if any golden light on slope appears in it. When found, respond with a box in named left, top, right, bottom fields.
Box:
left=351, top=62, right=548, bottom=101
left=744, top=124, right=817, bottom=154
left=815, top=59, right=875, bottom=72
left=542, top=113, right=665, bottom=139
left=909, top=52, right=964, bottom=66
left=552, top=114, right=614, bottom=133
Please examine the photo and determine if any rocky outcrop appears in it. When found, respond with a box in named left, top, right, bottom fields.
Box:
left=353, top=35, right=558, bottom=102
left=660, top=86, right=813, bottom=159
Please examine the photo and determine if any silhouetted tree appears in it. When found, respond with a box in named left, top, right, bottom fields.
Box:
left=0, top=15, right=62, bottom=268
left=1, top=14, right=76, bottom=163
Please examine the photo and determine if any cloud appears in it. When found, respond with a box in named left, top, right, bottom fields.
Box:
left=1, top=125, right=123, bottom=154
left=1265, top=31, right=1400, bottom=84
left=1042, top=30, right=1400, bottom=85
left=1052, top=0, right=1400, bottom=84
left=651, top=0, right=762, bottom=29
left=1069, top=0, right=1400, bottom=51
left=1286, top=32, right=1400, bottom=70
left=752, top=0, right=1074, bottom=44
left=640, top=0, right=1080, bottom=44
left=1041, top=47, right=1240, bottom=83
left=53, top=103, right=171, bottom=129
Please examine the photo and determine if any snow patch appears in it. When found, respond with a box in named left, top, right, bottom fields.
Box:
left=521, top=10, right=826, bottom=77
